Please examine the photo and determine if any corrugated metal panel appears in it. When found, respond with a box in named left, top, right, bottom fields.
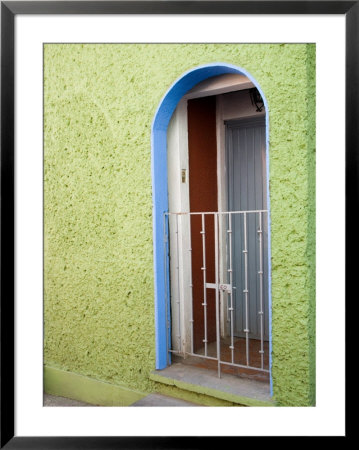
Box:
left=226, top=118, right=269, bottom=341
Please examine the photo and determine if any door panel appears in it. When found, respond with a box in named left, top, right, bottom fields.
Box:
left=188, top=96, right=218, bottom=351
left=226, top=118, right=269, bottom=340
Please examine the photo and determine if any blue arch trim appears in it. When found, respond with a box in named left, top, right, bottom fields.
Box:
left=151, top=63, right=272, bottom=394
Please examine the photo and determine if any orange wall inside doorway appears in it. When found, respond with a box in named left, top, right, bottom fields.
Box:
left=188, top=96, right=218, bottom=352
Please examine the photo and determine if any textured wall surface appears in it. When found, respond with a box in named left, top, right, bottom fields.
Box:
left=44, top=44, right=315, bottom=406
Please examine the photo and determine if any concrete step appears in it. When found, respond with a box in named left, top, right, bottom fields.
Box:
left=130, top=393, right=200, bottom=407
left=150, top=363, right=273, bottom=406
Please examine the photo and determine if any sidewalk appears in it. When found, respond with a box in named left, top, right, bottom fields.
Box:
left=43, top=393, right=199, bottom=407
left=44, top=394, right=96, bottom=407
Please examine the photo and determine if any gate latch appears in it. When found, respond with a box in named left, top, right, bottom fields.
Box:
left=206, top=282, right=232, bottom=293
left=219, top=283, right=232, bottom=293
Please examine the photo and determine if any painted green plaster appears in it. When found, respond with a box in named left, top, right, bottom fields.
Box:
left=44, top=44, right=315, bottom=406
left=44, top=366, right=145, bottom=406
left=306, top=44, right=316, bottom=407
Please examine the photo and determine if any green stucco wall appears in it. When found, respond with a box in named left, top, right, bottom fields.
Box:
left=44, top=43, right=315, bottom=406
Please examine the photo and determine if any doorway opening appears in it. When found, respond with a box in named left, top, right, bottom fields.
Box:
left=165, top=73, right=270, bottom=383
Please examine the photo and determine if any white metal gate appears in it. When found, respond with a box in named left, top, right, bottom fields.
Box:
left=164, top=210, right=269, bottom=378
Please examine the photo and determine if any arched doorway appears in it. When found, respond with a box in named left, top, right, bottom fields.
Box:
left=152, top=64, right=271, bottom=386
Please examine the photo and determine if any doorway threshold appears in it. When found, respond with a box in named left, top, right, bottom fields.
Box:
left=150, top=363, right=273, bottom=407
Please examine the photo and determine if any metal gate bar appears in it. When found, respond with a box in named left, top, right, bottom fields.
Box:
left=228, top=212, right=235, bottom=364
left=258, top=211, right=265, bottom=369
left=200, top=213, right=208, bottom=356
left=214, top=213, right=221, bottom=378
left=165, top=210, right=269, bottom=376
left=183, top=352, right=270, bottom=374
left=163, top=213, right=170, bottom=365
left=188, top=217, right=194, bottom=355
left=175, top=214, right=181, bottom=350
left=243, top=212, right=250, bottom=366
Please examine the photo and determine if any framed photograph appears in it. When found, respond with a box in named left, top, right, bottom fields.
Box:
left=1, top=1, right=352, bottom=446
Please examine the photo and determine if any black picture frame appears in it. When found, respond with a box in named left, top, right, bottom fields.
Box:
left=1, top=1, right=352, bottom=447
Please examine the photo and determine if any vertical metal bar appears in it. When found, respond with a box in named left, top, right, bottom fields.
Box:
left=214, top=213, right=221, bottom=378
left=200, top=213, right=208, bottom=356
left=258, top=211, right=265, bottom=369
left=243, top=212, right=250, bottom=366
left=227, top=212, right=235, bottom=364
left=163, top=213, right=170, bottom=364
left=188, top=214, right=194, bottom=355
left=175, top=214, right=181, bottom=352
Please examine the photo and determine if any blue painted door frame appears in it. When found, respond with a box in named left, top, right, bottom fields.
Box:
left=151, top=64, right=272, bottom=392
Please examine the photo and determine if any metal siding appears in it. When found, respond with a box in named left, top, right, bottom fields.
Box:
left=226, top=118, right=269, bottom=340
